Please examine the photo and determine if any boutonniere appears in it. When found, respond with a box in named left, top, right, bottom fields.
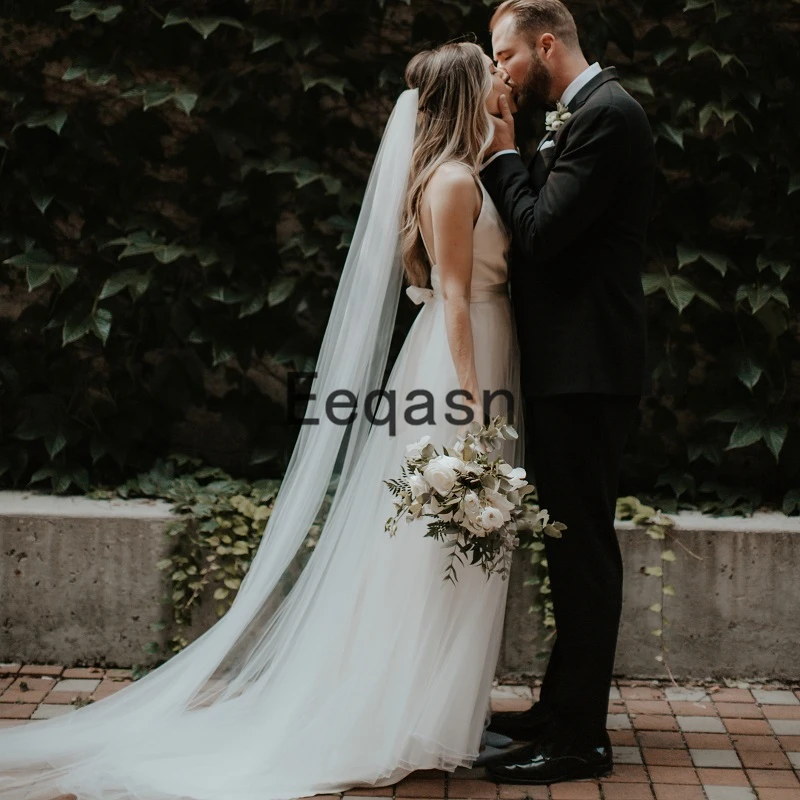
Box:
left=544, top=102, right=572, bottom=132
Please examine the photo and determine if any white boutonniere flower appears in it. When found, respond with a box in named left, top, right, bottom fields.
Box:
left=545, top=102, right=572, bottom=132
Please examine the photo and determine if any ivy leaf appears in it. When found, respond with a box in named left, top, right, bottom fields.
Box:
left=736, top=357, right=762, bottom=390
left=656, top=469, right=696, bottom=499
left=3, top=250, right=77, bottom=291
left=205, top=287, right=245, bottom=304
left=687, top=441, right=722, bottom=465
left=642, top=272, right=720, bottom=313
left=788, top=174, right=800, bottom=195
left=756, top=254, right=791, bottom=281
left=782, top=489, right=800, bottom=516
left=212, top=341, right=236, bottom=367
left=735, top=283, right=789, bottom=314
left=698, top=102, right=752, bottom=133
left=654, top=122, right=684, bottom=150
left=708, top=405, right=757, bottom=424
left=30, top=188, right=55, bottom=214
left=619, top=75, right=654, bottom=97
left=91, top=308, right=113, bottom=346
left=62, top=312, right=94, bottom=346
left=725, top=420, right=787, bottom=459
left=718, top=135, right=759, bottom=172
left=688, top=42, right=746, bottom=72
left=238, top=295, right=267, bottom=318
left=143, top=84, right=174, bottom=110
left=100, top=269, right=150, bottom=301
left=54, top=265, right=79, bottom=290
left=45, top=430, right=67, bottom=460
left=683, top=0, right=712, bottom=9
left=172, top=92, right=198, bottom=115
left=661, top=549, right=677, bottom=562
left=251, top=30, right=282, bottom=54
left=163, top=12, right=244, bottom=39
left=13, top=109, right=68, bottom=136
left=677, top=245, right=729, bottom=276
left=713, top=0, right=733, bottom=20
left=267, top=276, right=297, bottom=307
left=726, top=419, right=763, bottom=450
left=762, top=423, right=788, bottom=461
left=300, top=74, right=354, bottom=95
left=56, top=1, right=123, bottom=22
left=653, top=45, right=678, bottom=66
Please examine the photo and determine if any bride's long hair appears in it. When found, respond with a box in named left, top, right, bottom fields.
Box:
left=401, top=42, right=495, bottom=288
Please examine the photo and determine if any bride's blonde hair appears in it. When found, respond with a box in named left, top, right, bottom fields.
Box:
left=401, top=42, right=495, bottom=288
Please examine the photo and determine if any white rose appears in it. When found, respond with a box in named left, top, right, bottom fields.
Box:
left=405, top=435, right=431, bottom=460
left=479, top=507, right=505, bottom=531
left=422, top=459, right=458, bottom=496
left=463, top=514, right=488, bottom=537
left=437, top=454, right=466, bottom=473
left=484, top=490, right=515, bottom=522
left=408, top=471, right=430, bottom=499
left=463, top=491, right=481, bottom=519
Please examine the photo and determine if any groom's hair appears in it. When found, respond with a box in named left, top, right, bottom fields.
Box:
left=490, top=0, right=580, bottom=50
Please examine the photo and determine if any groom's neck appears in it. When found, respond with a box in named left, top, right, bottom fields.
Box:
left=551, top=53, right=592, bottom=101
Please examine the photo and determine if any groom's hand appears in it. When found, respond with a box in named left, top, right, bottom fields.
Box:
left=487, top=94, right=516, bottom=156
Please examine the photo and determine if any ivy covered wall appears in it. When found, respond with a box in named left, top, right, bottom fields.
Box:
left=0, top=0, right=797, bottom=514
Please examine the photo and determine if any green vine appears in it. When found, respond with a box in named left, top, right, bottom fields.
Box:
left=99, top=459, right=691, bottom=677
left=93, top=455, right=288, bottom=660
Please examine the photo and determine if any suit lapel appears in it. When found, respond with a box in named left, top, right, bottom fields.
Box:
left=530, top=66, right=621, bottom=184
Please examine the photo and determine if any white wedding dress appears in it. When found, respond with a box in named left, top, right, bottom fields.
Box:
left=0, top=91, right=523, bottom=800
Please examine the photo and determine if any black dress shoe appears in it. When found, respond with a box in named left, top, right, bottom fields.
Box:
left=486, top=739, right=613, bottom=785
left=473, top=742, right=534, bottom=768
left=486, top=705, right=553, bottom=741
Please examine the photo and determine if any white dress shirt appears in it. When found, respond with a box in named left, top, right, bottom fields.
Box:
left=481, top=62, right=602, bottom=170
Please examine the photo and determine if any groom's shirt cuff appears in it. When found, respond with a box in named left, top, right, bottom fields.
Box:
left=481, top=149, right=519, bottom=170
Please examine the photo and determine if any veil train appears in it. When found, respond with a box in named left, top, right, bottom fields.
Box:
left=0, top=89, right=422, bottom=800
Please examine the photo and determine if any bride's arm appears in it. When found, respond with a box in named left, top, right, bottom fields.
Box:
left=428, top=163, right=483, bottom=422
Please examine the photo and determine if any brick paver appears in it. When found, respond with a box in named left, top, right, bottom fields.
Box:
left=0, top=665, right=798, bottom=799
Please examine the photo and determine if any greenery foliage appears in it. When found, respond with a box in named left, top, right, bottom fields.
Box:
left=0, top=0, right=797, bottom=516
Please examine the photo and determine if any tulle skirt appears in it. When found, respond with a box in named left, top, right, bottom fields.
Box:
left=0, top=292, right=523, bottom=800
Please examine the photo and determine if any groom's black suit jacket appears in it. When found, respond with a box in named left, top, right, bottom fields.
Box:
left=481, top=67, right=656, bottom=397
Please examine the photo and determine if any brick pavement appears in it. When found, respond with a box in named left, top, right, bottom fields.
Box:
left=2, top=663, right=799, bottom=800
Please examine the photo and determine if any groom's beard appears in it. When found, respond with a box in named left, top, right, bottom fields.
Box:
left=515, top=52, right=553, bottom=110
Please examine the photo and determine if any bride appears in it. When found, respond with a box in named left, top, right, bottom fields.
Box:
left=0, top=41, right=523, bottom=800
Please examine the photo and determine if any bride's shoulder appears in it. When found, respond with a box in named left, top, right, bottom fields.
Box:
left=429, top=160, right=476, bottom=186
left=426, top=161, right=480, bottom=208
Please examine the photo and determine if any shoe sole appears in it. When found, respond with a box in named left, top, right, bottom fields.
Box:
left=489, top=763, right=613, bottom=785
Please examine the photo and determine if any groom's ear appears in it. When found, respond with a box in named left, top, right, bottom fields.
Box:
left=539, top=33, right=556, bottom=59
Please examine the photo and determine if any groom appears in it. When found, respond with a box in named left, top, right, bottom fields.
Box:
left=478, top=0, right=656, bottom=785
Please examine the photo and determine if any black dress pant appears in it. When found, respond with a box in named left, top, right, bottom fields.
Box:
left=523, top=393, right=640, bottom=748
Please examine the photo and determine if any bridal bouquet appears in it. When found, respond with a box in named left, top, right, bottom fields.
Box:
left=384, top=416, right=566, bottom=583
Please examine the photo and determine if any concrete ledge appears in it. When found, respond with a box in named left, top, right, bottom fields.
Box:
left=1, top=492, right=799, bottom=679
left=500, top=511, right=800, bottom=681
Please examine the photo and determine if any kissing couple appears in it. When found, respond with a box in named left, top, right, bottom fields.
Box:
left=0, top=0, right=656, bottom=797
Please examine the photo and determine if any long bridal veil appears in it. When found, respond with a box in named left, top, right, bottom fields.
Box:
left=0, top=89, right=419, bottom=800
